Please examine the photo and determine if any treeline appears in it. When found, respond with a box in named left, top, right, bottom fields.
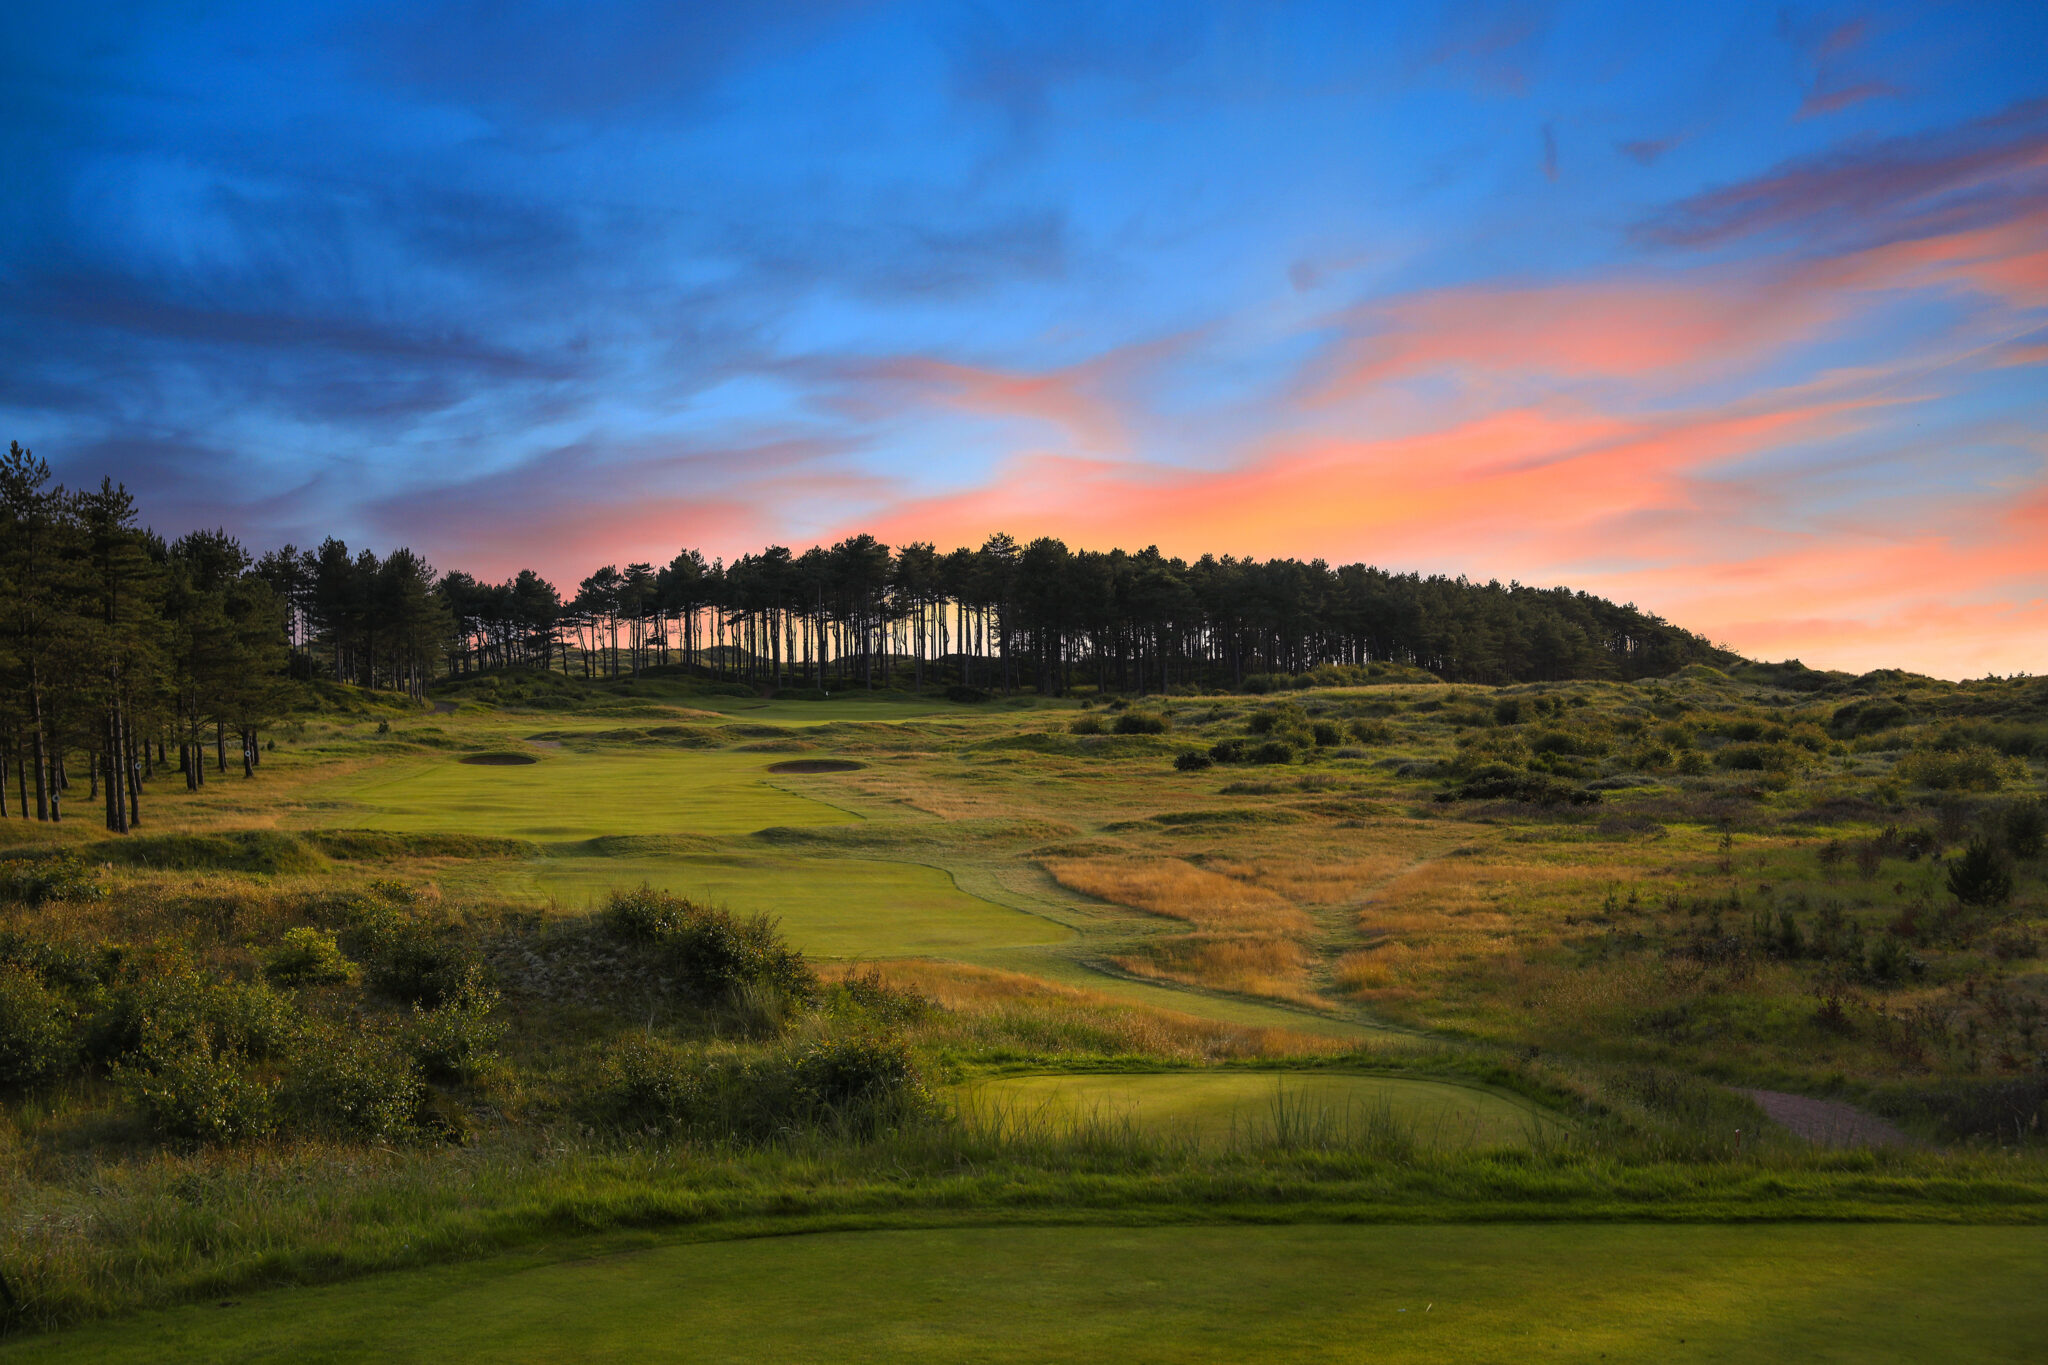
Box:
left=264, top=533, right=1730, bottom=696
left=5, top=447, right=1735, bottom=832
left=1, top=445, right=288, bottom=831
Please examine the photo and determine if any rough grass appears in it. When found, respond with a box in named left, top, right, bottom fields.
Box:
left=961, top=1071, right=1563, bottom=1148
left=1042, top=857, right=1312, bottom=935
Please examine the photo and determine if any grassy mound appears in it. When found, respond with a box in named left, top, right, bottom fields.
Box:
left=92, top=831, right=326, bottom=874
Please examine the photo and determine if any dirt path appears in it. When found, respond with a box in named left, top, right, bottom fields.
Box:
left=1742, top=1088, right=1911, bottom=1148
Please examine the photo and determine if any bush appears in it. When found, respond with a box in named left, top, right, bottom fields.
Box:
left=1208, top=738, right=1245, bottom=763
left=365, top=928, right=493, bottom=1011
left=1714, top=742, right=1803, bottom=772
left=0, top=854, right=100, bottom=907
left=1946, top=838, right=2013, bottom=908
left=118, top=1044, right=274, bottom=1145
left=1896, top=744, right=2023, bottom=791
left=405, top=1000, right=502, bottom=1083
left=1113, top=712, right=1167, bottom=735
left=944, top=685, right=987, bottom=703
left=601, top=887, right=816, bottom=1009
left=1173, top=751, right=1214, bottom=772
left=793, top=1034, right=929, bottom=1132
left=1493, top=697, right=1522, bottom=725
left=584, top=1036, right=707, bottom=1136
left=1311, top=721, right=1342, bottom=747
left=0, top=966, right=72, bottom=1091
left=601, top=884, right=699, bottom=941
left=1347, top=718, right=1392, bottom=745
left=265, top=927, right=357, bottom=988
left=1249, top=740, right=1296, bottom=765
left=1069, top=714, right=1106, bottom=735
left=284, top=1036, right=426, bottom=1141
left=2004, top=799, right=2045, bottom=860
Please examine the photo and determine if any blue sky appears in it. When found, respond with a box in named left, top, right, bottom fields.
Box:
left=3, top=1, right=2045, bottom=673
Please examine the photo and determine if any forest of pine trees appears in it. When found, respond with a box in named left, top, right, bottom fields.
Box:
left=4, top=446, right=1736, bottom=831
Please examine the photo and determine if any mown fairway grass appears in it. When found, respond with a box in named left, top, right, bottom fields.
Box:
left=517, top=854, right=1071, bottom=957
left=302, top=749, right=857, bottom=839
left=962, top=1071, right=1562, bottom=1147
left=11, top=1222, right=2041, bottom=1364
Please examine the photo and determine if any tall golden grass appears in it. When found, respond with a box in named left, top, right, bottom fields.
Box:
left=820, top=960, right=1343, bottom=1059
left=1114, top=934, right=1324, bottom=1008
left=1042, top=857, right=1311, bottom=935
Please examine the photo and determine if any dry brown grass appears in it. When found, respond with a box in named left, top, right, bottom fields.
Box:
left=1113, top=934, right=1325, bottom=1009
left=822, top=959, right=1344, bottom=1059
left=1042, top=857, right=1311, bottom=934
left=1202, top=854, right=1411, bottom=907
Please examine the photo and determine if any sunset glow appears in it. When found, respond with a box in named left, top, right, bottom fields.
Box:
left=4, top=2, right=2045, bottom=676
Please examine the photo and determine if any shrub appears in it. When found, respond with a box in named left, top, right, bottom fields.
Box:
left=1493, top=697, right=1522, bottom=725
left=1069, top=714, right=1106, bottom=735
left=2004, top=799, right=2045, bottom=860
left=1112, top=712, right=1167, bottom=735
left=793, top=1034, right=929, bottom=1132
left=1346, top=718, right=1392, bottom=745
left=365, top=928, right=493, bottom=1011
left=265, top=927, right=357, bottom=988
left=584, top=1036, right=707, bottom=1136
left=601, top=884, right=699, bottom=941
left=1249, top=740, right=1296, bottom=765
left=1714, top=742, right=1803, bottom=772
left=1895, top=744, right=2023, bottom=791
left=601, top=887, right=816, bottom=1008
left=405, top=1000, right=502, bottom=1083
left=1946, top=838, right=2013, bottom=908
left=944, top=685, right=987, bottom=703
left=1311, top=720, right=1342, bottom=747
left=1208, top=738, right=1245, bottom=763
left=824, top=968, right=930, bottom=1027
left=284, top=1036, right=426, bottom=1141
left=118, top=1044, right=274, bottom=1145
left=0, top=966, right=72, bottom=1091
left=1173, top=751, right=1214, bottom=772
left=0, top=854, right=100, bottom=907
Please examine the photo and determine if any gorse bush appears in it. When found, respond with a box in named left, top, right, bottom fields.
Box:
left=583, top=1031, right=930, bottom=1143
left=117, top=1042, right=274, bottom=1145
left=265, top=926, right=357, bottom=988
left=600, top=886, right=817, bottom=1010
left=0, top=854, right=100, bottom=907
left=1112, top=712, right=1167, bottom=735
left=1946, top=838, right=2013, bottom=908
left=1173, top=751, right=1214, bottom=772
left=0, top=966, right=73, bottom=1091
left=1895, top=744, right=2023, bottom=791
left=406, top=999, right=502, bottom=1083
left=284, top=1034, right=427, bottom=1142
left=2004, top=799, right=2046, bottom=860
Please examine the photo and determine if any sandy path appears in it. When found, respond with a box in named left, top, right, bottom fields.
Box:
left=1742, top=1088, right=1910, bottom=1148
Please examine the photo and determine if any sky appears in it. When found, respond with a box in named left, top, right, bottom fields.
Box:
left=3, top=1, right=2045, bottom=678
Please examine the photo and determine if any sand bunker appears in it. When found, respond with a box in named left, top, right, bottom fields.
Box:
left=459, top=752, right=540, bottom=766
left=766, top=759, right=866, bottom=774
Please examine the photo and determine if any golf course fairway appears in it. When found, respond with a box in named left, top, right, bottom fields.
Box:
left=963, top=1071, right=1562, bottom=1146
left=304, top=750, right=857, bottom=839
left=519, top=855, right=1071, bottom=957
left=13, top=1223, right=2040, bottom=1363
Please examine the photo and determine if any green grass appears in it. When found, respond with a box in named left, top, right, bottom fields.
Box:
left=962, top=1071, right=1563, bottom=1147
left=12, top=1222, right=2042, bottom=1363
left=299, top=749, right=857, bottom=839
left=512, top=854, right=1073, bottom=957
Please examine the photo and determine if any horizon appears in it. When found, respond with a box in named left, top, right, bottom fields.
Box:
left=4, top=2, right=2045, bottom=680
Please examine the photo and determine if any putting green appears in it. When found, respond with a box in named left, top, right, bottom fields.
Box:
left=510, top=855, right=1071, bottom=957
left=962, top=1072, right=1559, bottom=1148
left=301, top=750, right=856, bottom=840
left=17, top=1223, right=2042, bottom=1362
